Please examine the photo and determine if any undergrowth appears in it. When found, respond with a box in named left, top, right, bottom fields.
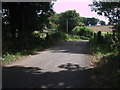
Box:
left=89, top=36, right=120, bottom=88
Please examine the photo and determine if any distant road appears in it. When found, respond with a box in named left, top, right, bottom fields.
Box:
left=3, top=40, right=91, bottom=88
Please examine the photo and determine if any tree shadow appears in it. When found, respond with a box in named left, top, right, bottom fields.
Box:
left=58, top=63, right=88, bottom=71
left=48, top=40, right=89, bottom=54
left=3, top=63, right=92, bottom=88
left=18, top=40, right=89, bottom=56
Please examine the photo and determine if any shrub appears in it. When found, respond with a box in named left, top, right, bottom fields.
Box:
left=57, top=32, right=67, bottom=40
left=45, top=31, right=67, bottom=41
left=111, top=24, right=120, bottom=55
left=72, top=26, right=84, bottom=35
left=84, top=28, right=94, bottom=38
left=80, top=36, right=90, bottom=40
left=67, top=34, right=81, bottom=41
left=72, top=26, right=94, bottom=38
left=97, top=31, right=102, bottom=41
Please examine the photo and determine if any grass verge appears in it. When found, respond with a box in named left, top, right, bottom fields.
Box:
left=66, top=34, right=90, bottom=41
left=2, top=37, right=58, bottom=65
left=89, top=37, right=120, bottom=88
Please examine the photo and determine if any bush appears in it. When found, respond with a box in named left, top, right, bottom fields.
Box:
left=45, top=31, right=67, bottom=41
left=97, top=31, right=103, bottom=41
left=80, top=36, right=90, bottom=40
left=67, top=34, right=81, bottom=41
left=85, top=28, right=94, bottom=38
left=56, top=32, right=67, bottom=40
left=111, top=24, right=120, bottom=55
left=72, top=26, right=83, bottom=35
left=72, top=26, right=94, bottom=38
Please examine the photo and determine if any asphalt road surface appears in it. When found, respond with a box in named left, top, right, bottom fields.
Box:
left=3, top=40, right=91, bottom=88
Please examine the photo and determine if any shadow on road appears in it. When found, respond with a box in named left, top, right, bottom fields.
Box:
left=3, top=63, right=91, bottom=88
left=48, top=41, right=89, bottom=54
left=25, top=40, right=89, bottom=56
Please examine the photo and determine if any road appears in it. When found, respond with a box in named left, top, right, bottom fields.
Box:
left=3, top=40, right=91, bottom=88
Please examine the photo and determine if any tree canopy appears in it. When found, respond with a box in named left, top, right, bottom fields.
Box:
left=2, top=2, right=54, bottom=40
left=58, top=10, right=82, bottom=33
left=99, top=20, right=106, bottom=25
left=48, top=13, right=60, bottom=30
left=81, top=17, right=99, bottom=26
left=89, top=1, right=120, bottom=55
left=89, top=1, right=120, bottom=24
left=2, top=2, right=54, bottom=51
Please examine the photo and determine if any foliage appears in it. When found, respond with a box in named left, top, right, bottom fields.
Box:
left=67, top=34, right=81, bottom=41
left=72, top=26, right=94, bottom=38
left=90, top=34, right=112, bottom=55
left=96, top=31, right=103, bottom=41
left=89, top=1, right=120, bottom=24
left=72, top=26, right=82, bottom=35
left=80, top=36, right=90, bottom=40
left=44, top=31, right=67, bottom=41
left=2, top=52, right=22, bottom=64
left=111, top=24, right=120, bottom=55
left=2, top=2, right=54, bottom=51
left=99, top=20, right=106, bottom=25
left=57, top=32, right=68, bottom=40
left=58, top=10, right=82, bottom=33
left=2, top=31, right=66, bottom=65
left=89, top=1, right=120, bottom=56
left=108, top=21, right=113, bottom=25
left=89, top=36, right=120, bottom=88
left=81, top=17, right=99, bottom=26
left=48, top=13, right=60, bottom=30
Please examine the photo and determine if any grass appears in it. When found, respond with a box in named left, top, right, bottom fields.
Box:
left=101, top=32, right=112, bottom=36
left=2, top=31, right=90, bottom=65
left=2, top=52, right=22, bottom=64
left=2, top=32, right=59, bottom=65
left=2, top=40, right=57, bottom=65
left=66, top=34, right=81, bottom=41
left=66, top=34, right=90, bottom=41
left=89, top=36, right=120, bottom=88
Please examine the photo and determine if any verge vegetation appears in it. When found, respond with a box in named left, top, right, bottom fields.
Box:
left=89, top=27, right=120, bottom=88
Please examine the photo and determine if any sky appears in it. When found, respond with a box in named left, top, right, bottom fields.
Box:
left=53, top=0, right=109, bottom=24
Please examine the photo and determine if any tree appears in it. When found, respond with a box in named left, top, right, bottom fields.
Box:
left=81, top=17, right=99, bottom=26
left=89, top=1, right=120, bottom=24
left=99, top=20, right=106, bottom=25
left=48, top=13, right=60, bottom=30
left=89, top=1, right=120, bottom=55
left=108, top=21, right=113, bottom=25
left=2, top=2, right=54, bottom=50
left=2, top=2, right=54, bottom=38
left=58, top=10, right=82, bottom=33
